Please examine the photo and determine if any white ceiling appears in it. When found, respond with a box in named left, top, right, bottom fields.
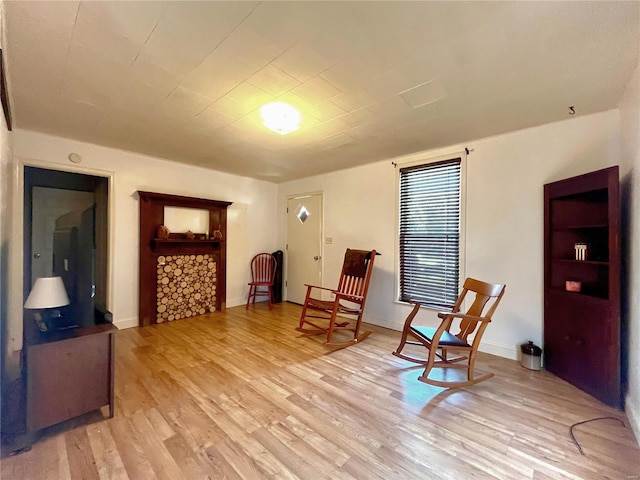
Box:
left=4, top=1, right=639, bottom=183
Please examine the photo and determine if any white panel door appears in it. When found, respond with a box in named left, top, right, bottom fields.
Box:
left=286, top=194, right=322, bottom=304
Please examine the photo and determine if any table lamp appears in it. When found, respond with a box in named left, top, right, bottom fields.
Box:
left=24, top=276, right=70, bottom=332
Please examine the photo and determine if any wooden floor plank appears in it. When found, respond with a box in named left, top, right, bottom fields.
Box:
left=3, top=302, right=638, bottom=479
left=85, top=423, right=129, bottom=480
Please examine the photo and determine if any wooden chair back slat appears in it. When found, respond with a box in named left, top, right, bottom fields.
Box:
left=337, top=249, right=375, bottom=301
left=251, top=253, right=276, bottom=283
left=455, top=278, right=506, bottom=341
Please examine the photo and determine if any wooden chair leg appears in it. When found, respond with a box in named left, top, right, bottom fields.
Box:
left=393, top=303, right=421, bottom=356
left=245, top=285, right=253, bottom=309
left=325, top=301, right=341, bottom=344
left=297, top=287, right=312, bottom=330
left=392, top=303, right=431, bottom=364
left=468, top=350, right=483, bottom=383
left=419, top=340, right=440, bottom=382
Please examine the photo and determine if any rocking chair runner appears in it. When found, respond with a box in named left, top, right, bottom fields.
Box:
left=393, top=277, right=506, bottom=388
left=296, top=249, right=378, bottom=349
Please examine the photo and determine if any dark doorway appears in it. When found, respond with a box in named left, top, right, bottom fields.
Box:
left=23, top=167, right=109, bottom=329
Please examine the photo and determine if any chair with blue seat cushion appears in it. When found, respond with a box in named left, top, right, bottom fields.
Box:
left=392, top=277, right=506, bottom=388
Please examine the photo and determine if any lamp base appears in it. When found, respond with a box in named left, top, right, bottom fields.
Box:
left=33, top=312, right=49, bottom=333
left=33, top=310, right=79, bottom=333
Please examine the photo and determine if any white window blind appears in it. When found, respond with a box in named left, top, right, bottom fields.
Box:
left=399, top=158, right=461, bottom=309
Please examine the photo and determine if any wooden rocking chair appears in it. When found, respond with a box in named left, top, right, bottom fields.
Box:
left=393, top=277, right=506, bottom=388
left=296, top=249, right=378, bottom=349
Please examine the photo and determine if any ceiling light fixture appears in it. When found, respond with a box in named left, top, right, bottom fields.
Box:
left=260, top=102, right=301, bottom=135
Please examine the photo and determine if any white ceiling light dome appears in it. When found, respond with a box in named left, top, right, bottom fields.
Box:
left=260, top=102, right=301, bottom=135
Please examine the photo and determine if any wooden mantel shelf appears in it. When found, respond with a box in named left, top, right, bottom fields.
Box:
left=151, top=238, right=221, bottom=246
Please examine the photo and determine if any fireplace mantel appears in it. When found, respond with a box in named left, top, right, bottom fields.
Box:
left=137, top=191, right=232, bottom=326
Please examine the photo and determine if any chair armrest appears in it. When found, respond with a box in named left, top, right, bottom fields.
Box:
left=437, top=311, right=491, bottom=323
left=303, top=284, right=337, bottom=293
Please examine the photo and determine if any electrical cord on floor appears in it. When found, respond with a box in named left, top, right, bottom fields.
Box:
left=569, top=416, right=627, bottom=455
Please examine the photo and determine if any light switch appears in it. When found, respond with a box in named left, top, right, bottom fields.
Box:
left=325, top=237, right=333, bottom=244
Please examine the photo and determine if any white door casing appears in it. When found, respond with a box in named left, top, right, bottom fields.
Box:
left=286, top=194, right=322, bottom=304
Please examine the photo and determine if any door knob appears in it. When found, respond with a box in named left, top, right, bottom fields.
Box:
left=314, top=256, right=321, bottom=261
left=33, top=253, right=41, bottom=259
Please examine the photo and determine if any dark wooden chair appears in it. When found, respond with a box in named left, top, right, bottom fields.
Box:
left=296, top=249, right=378, bottom=349
left=393, top=277, right=506, bottom=388
left=246, top=253, right=277, bottom=310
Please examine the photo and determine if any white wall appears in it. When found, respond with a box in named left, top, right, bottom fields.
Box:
left=619, top=63, right=640, bottom=441
left=278, top=110, right=620, bottom=360
left=13, top=130, right=279, bottom=331
left=0, top=0, right=20, bottom=380
left=0, top=98, right=12, bottom=364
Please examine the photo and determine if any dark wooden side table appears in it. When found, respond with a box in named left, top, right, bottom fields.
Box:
left=25, top=322, right=117, bottom=432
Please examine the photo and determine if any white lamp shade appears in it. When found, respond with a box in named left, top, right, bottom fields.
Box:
left=24, top=276, right=70, bottom=309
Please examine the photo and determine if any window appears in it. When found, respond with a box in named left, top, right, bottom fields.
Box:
left=398, top=157, right=462, bottom=309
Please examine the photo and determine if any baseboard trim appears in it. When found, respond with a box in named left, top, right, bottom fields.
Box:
left=626, top=393, right=640, bottom=446
left=365, top=315, right=406, bottom=332
left=227, top=297, right=248, bottom=308
left=113, top=317, right=138, bottom=330
left=479, top=341, right=518, bottom=360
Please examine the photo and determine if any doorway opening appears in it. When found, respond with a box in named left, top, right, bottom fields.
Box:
left=23, top=167, right=110, bottom=328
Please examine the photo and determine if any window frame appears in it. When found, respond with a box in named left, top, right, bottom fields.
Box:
left=394, top=151, right=467, bottom=309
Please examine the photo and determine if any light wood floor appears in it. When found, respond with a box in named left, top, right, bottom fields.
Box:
left=2, top=302, right=639, bottom=479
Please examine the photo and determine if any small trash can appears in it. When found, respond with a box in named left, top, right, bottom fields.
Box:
left=520, top=341, right=542, bottom=370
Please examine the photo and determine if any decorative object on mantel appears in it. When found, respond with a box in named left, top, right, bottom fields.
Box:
left=137, top=190, right=232, bottom=327
left=213, top=225, right=223, bottom=240
left=185, top=230, right=195, bottom=240
left=157, top=224, right=170, bottom=239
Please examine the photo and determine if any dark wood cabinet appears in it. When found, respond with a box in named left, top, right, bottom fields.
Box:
left=544, top=166, right=621, bottom=407
left=26, top=323, right=116, bottom=432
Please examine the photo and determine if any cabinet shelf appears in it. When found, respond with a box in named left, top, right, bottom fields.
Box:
left=551, top=224, right=608, bottom=230
left=552, top=258, right=609, bottom=266
left=548, top=286, right=608, bottom=300
left=549, top=287, right=609, bottom=305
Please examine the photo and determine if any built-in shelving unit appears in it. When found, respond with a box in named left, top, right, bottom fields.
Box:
left=543, top=166, right=621, bottom=407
